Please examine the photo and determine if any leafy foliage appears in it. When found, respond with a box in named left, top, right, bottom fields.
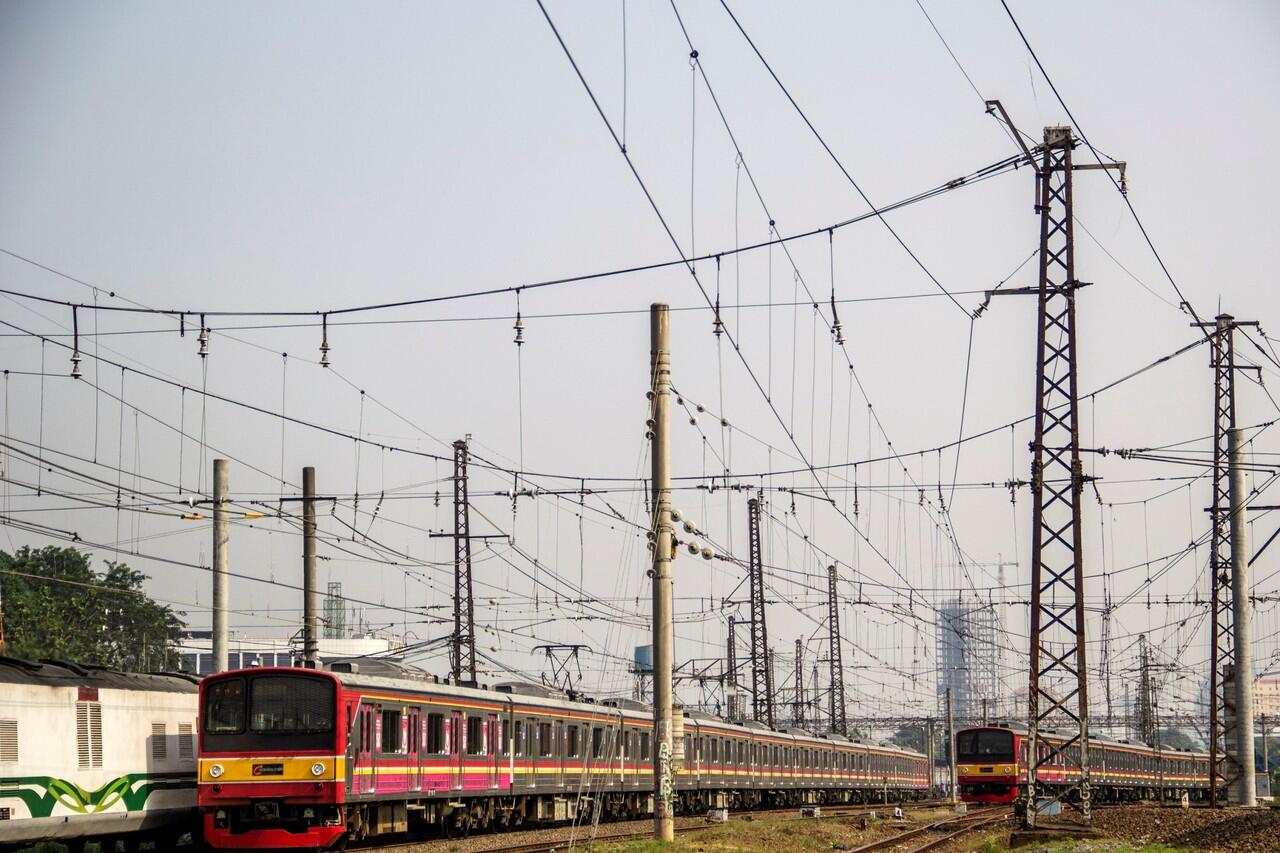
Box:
left=0, top=545, right=185, bottom=671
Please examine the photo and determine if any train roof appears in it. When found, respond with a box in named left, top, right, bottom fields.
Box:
left=957, top=721, right=1208, bottom=758
left=0, top=656, right=200, bottom=693
left=205, top=662, right=929, bottom=759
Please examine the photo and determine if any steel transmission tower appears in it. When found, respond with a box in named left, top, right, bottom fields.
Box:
left=747, top=495, right=774, bottom=727
left=985, top=105, right=1124, bottom=828
left=1197, top=312, right=1257, bottom=806
left=1024, top=124, right=1092, bottom=826
left=827, top=564, right=848, bottom=735
left=452, top=438, right=477, bottom=683
left=1136, top=634, right=1156, bottom=745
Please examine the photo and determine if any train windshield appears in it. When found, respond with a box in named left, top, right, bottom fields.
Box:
left=250, top=676, right=334, bottom=733
left=956, top=729, right=1014, bottom=762
left=202, top=671, right=337, bottom=751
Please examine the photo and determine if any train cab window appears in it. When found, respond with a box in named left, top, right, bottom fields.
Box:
left=250, top=676, right=334, bottom=734
left=538, top=722, right=553, bottom=757
left=593, top=727, right=606, bottom=759
left=466, top=716, right=484, bottom=755
left=567, top=726, right=580, bottom=758
left=641, top=732, right=651, bottom=761
left=427, top=714, right=445, bottom=754
left=381, top=710, right=402, bottom=753
left=204, top=678, right=246, bottom=733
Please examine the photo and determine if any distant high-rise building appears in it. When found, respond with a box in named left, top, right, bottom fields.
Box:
left=936, top=599, right=999, bottom=721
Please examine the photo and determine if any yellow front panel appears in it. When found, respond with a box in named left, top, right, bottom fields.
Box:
left=199, top=755, right=346, bottom=783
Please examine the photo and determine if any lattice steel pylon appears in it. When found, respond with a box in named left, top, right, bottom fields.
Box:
left=1136, top=634, right=1155, bottom=745
left=1199, top=312, right=1256, bottom=805
left=1024, top=125, right=1091, bottom=828
left=451, top=438, right=477, bottom=683
left=747, top=495, right=774, bottom=727
left=827, top=564, right=848, bottom=735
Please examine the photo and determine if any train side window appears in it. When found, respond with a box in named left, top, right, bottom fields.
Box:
left=381, top=710, right=402, bottom=754
left=513, top=721, right=525, bottom=757
left=426, top=713, right=445, bottom=754
left=567, top=726, right=580, bottom=758
left=465, top=716, right=484, bottom=755
left=641, top=732, right=651, bottom=761
left=593, top=727, right=606, bottom=759
left=538, top=722, right=553, bottom=757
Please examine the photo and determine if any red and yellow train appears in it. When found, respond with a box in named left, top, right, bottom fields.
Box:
left=198, top=662, right=928, bottom=849
left=956, top=723, right=1211, bottom=805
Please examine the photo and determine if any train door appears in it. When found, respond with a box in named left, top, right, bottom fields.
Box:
left=555, top=719, right=565, bottom=787
left=353, top=704, right=376, bottom=795
left=407, top=707, right=421, bottom=792
left=487, top=713, right=500, bottom=788
left=450, top=711, right=464, bottom=791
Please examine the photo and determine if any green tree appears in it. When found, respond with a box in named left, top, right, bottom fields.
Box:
left=0, top=545, right=185, bottom=671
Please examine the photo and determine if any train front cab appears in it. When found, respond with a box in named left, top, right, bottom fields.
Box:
left=198, top=667, right=346, bottom=849
left=956, top=727, right=1019, bottom=804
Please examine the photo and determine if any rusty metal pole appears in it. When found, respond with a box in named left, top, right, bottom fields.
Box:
left=827, top=564, right=848, bottom=735
left=650, top=303, right=675, bottom=842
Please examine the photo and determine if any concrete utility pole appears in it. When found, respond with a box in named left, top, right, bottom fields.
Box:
left=726, top=616, right=738, bottom=723
left=212, top=458, right=229, bottom=673
left=1229, top=427, right=1256, bottom=805
left=793, top=638, right=805, bottom=728
left=649, top=303, right=675, bottom=842
left=947, top=687, right=957, bottom=805
left=926, top=718, right=936, bottom=795
left=302, top=466, right=318, bottom=667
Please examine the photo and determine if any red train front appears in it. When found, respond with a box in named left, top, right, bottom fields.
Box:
left=955, top=726, right=1020, bottom=804
left=198, top=667, right=347, bottom=849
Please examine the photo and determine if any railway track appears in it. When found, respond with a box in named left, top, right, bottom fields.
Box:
left=848, top=809, right=1010, bottom=853
left=356, top=800, right=980, bottom=853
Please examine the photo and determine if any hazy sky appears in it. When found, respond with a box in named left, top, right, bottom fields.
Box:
left=3, top=1, right=1279, bottom=726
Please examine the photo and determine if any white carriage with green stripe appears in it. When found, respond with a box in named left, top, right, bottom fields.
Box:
left=0, top=658, right=198, bottom=852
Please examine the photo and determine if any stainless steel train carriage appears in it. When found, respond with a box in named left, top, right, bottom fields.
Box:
left=0, top=657, right=200, bottom=852
left=956, top=722, right=1211, bottom=806
left=198, top=660, right=928, bottom=849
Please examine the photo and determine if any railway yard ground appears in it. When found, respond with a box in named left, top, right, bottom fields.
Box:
left=14, top=801, right=1280, bottom=853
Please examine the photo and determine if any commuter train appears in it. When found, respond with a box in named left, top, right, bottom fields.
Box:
left=0, top=657, right=200, bottom=853
left=956, top=723, right=1211, bottom=805
left=197, top=660, right=929, bottom=849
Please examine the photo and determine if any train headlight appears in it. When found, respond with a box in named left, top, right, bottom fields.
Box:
left=311, top=762, right=326, bottom=777
left=208, top=764, right=225, bottom=779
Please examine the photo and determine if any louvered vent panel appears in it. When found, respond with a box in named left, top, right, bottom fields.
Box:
left=151, top=722, right=167, bottom=762
left=89, top=703, right=102, bottom=767
left=76, top=702, right=91, bottom=768
left=0, top=719, right=17, bottom=763
left=178, top=723, right=193, bottom=759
